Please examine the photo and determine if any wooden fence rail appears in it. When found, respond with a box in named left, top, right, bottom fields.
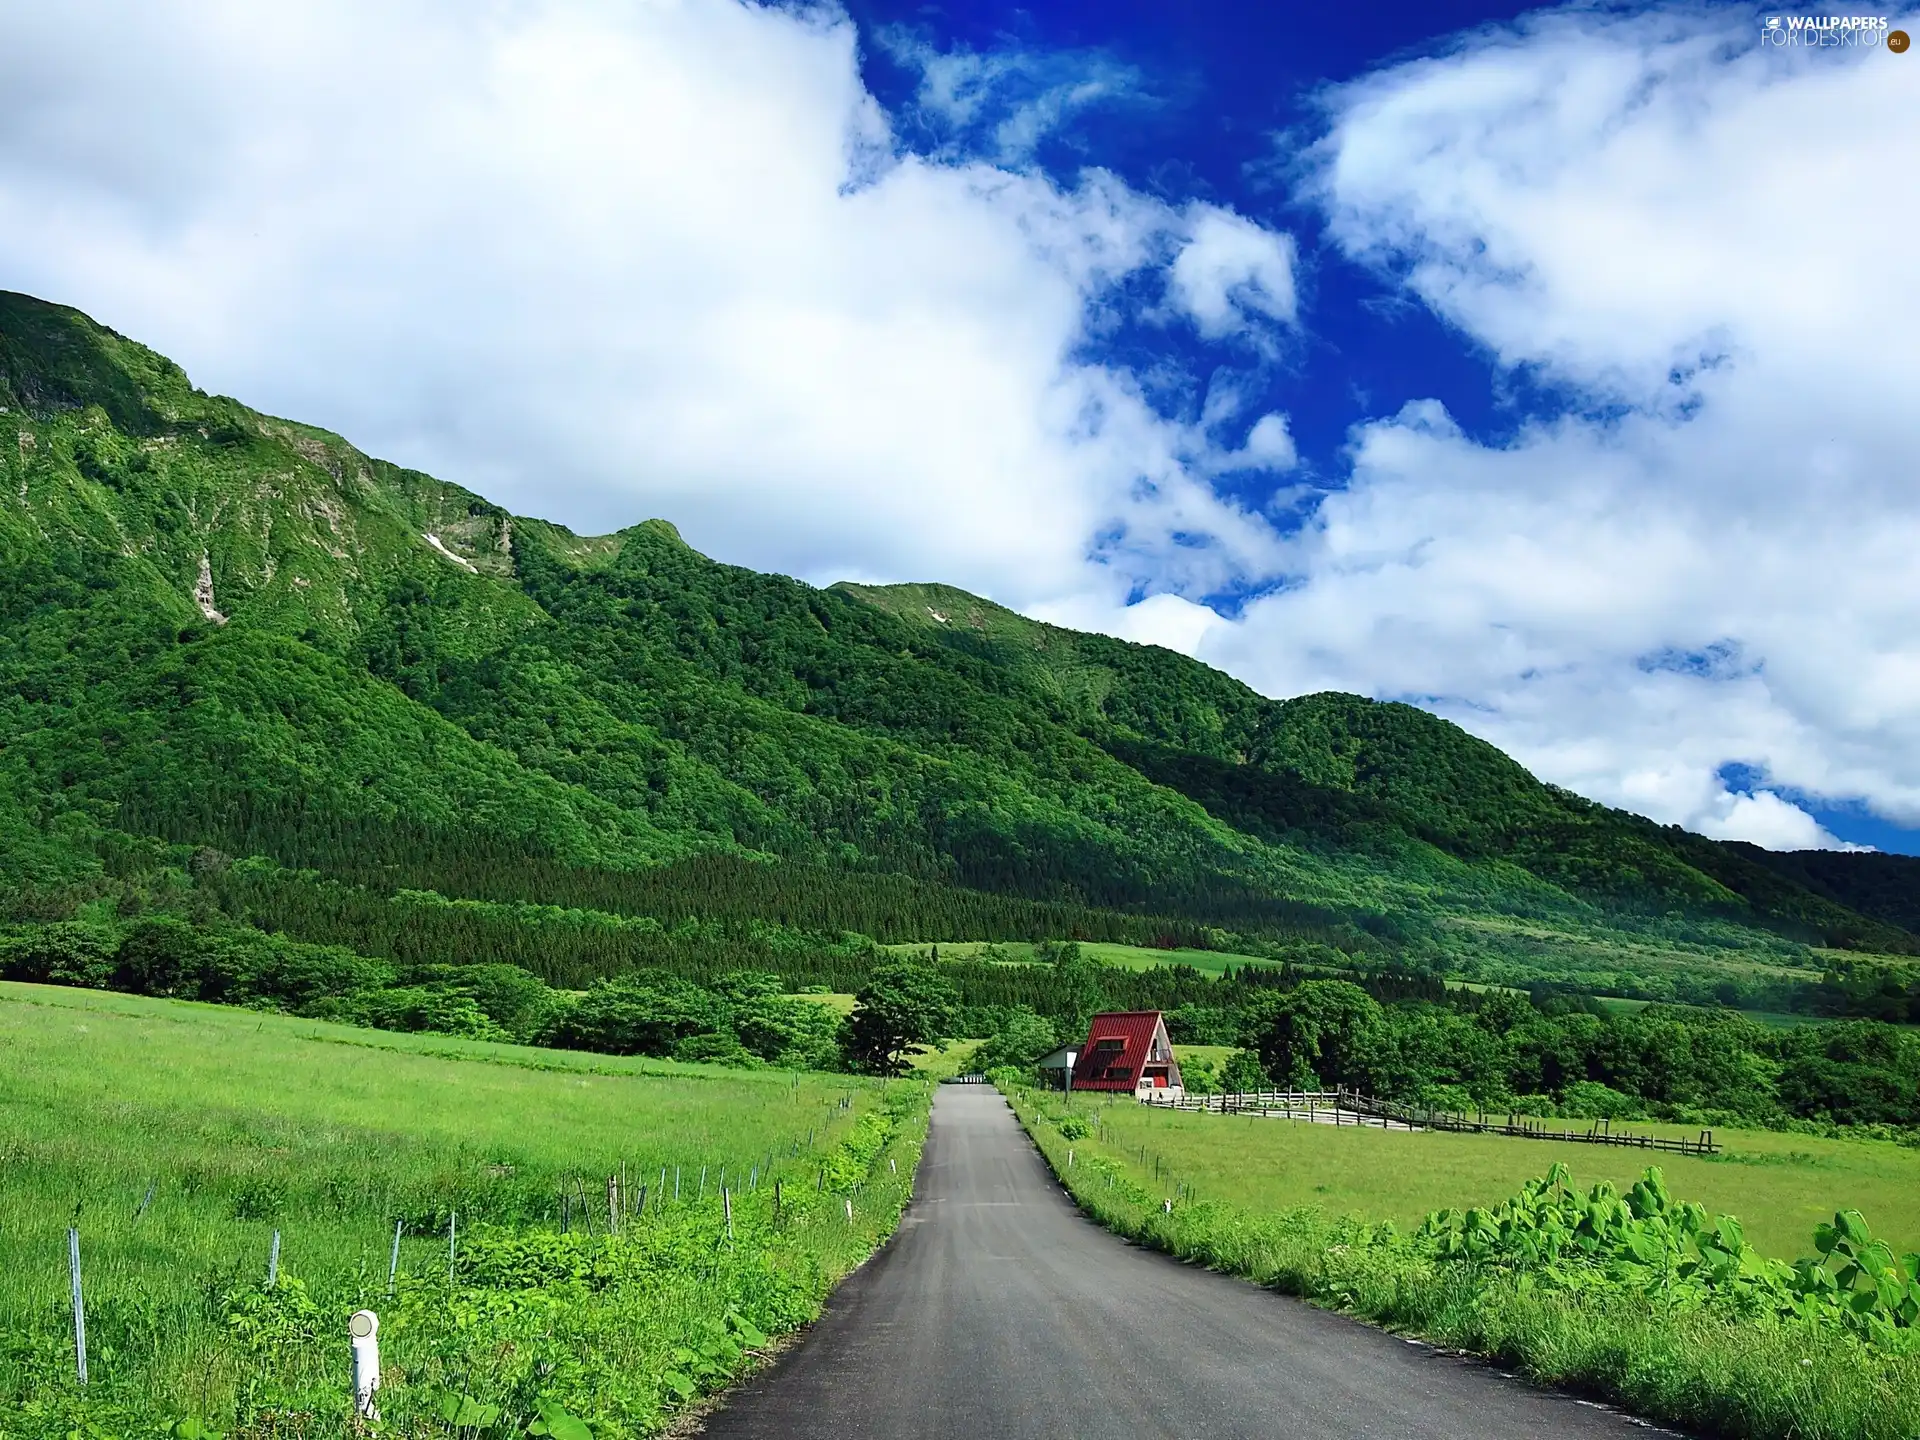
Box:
left=1141, top=1086, right=1718, bottom=1155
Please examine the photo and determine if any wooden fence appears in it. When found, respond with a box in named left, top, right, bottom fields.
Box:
left=1142, top=1085, right=1719, bottom=1155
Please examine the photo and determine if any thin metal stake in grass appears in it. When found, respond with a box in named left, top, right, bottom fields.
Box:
left=67, top=1228, right=87, bottom=1385
left=268, top=1229, right=281, bottom=1287
left=387, top=1219, right=403, bottom=1297
left=448, top=1210, right=457, bottom=1285
left=723, top=1187, right=733, bottom=1242
left=675, top=1166, right=681, bottom=1201
left=699, top=1165, right=707, bottom=1202
left=132, top=1179, right=155, bottom=1226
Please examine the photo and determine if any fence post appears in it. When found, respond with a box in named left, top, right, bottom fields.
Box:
left=388, top=1220, right=403, bottom=1297
left=350, top=1310, right=381, bottom=1420
left=448, top=1210, right=457, bottom=1285
left=68, top=1228, right=87, bottom=1386
left=773, top=1180, right=782, bottom=1226
left=724, top=1187, right=734, bottom=1241
left=268, top=1229, right=281, bottom=1287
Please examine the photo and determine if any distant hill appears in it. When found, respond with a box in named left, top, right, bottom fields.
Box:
left=2, top=288, right=1915, bottom=986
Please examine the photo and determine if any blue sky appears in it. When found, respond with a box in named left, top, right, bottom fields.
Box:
left=1, top=0, right=1916, bottom=853
left=848, top=0, right=1579, bottom=555
left=840, top=0, right=1920, bottom=854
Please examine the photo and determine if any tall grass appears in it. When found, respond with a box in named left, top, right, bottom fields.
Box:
left=0, top=984, right=929, bottom=1437
left=1006, top=1083, right=1920, bottom=1440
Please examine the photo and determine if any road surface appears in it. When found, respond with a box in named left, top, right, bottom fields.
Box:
left=698, top=1086, right=1668, bottom=1440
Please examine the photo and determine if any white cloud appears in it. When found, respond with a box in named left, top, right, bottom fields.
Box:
left=880, top=32, right=1144, bottom=166
left=0, top=0, right=1292, bottom=618
left=1692, top=790, right=1855, bottom=853
left=1029, top=589, right=1227, bottom=655
left=1202, top=6, right=1920, bottom=848
left=1167, top=205, right=1299, bottom=339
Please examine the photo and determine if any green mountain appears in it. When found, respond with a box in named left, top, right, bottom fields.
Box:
left=3, top=289, right=1916, bottom=999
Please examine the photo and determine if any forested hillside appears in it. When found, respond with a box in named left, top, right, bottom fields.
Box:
left=3, top=287, right=1917, bottom=1014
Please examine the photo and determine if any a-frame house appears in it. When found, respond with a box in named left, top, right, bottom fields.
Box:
left=1069, top=1011, right=1183, bottom=1099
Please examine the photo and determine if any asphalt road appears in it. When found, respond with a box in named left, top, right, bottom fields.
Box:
left=698, top=1086, right=1670, bottom=1440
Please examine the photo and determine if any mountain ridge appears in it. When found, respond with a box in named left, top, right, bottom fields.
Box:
left=3, top=287, right=1914, bottom=976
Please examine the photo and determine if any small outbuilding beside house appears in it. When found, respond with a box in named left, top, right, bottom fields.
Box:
left=1070, top=1011, right=1183, bottom=1100
left=1033, top=1043, right=1079, bottom=1089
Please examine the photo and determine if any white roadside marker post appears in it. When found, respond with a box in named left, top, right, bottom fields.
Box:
left=349, top=1310, right=381, bottom=1420
left=67, top=1228, right=87, bottom=1385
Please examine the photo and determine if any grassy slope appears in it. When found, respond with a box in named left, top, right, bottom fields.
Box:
left=4, top=287, right=1917, bottom=983
left=1053, top=1092, right=1920, bottom=1261
left=883, top=938, right=1280, bottom=976
left=0, top=982, right=918, bottom=1432
left=842, top=579, right=1920, bottom=956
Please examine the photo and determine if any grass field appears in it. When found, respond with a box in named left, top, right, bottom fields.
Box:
left=886, top=939, right=1278, bottom=975
left=1594, top=994, right=1844, bottom=1029
left=1171, top=1043, right=1236, bottom=1074
left=791, top=991, right=858, bottom=1015
left=1049, top=1091, right=1920, bottom=1261
left=0, top=982, right=924, bottom=1437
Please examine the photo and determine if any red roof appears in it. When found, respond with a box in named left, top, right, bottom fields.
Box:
left=1070, top=1011, right=1183, bottom=1092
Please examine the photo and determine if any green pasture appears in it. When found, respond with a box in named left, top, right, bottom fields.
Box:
left=0, top=982, right=917, bottom=1434
left=792, top=990, right=859, bottom=1015
left=910, top=1038, right=988, bottom=1078
left=886, top=938, right=1278, bottom=976
left=1171, top=1043, right=1237, bottom=1073
left=1594, top=994, right=1850, bottom=1029
left=1062, top=1093, right=1920, bottom=1263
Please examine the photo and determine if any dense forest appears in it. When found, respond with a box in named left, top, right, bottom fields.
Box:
left=3, top=286, right=1920, bottom=1127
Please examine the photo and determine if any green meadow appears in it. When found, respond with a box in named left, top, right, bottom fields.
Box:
left=1053, top=1089, right=1920, bottom=1261
left=0, top=983, right=927, bottom=1438
left=885, top=939, right=1278, bottom=976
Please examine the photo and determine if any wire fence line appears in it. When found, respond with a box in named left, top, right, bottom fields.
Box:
left=1141, top=1086, right=1719, bottom=1155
